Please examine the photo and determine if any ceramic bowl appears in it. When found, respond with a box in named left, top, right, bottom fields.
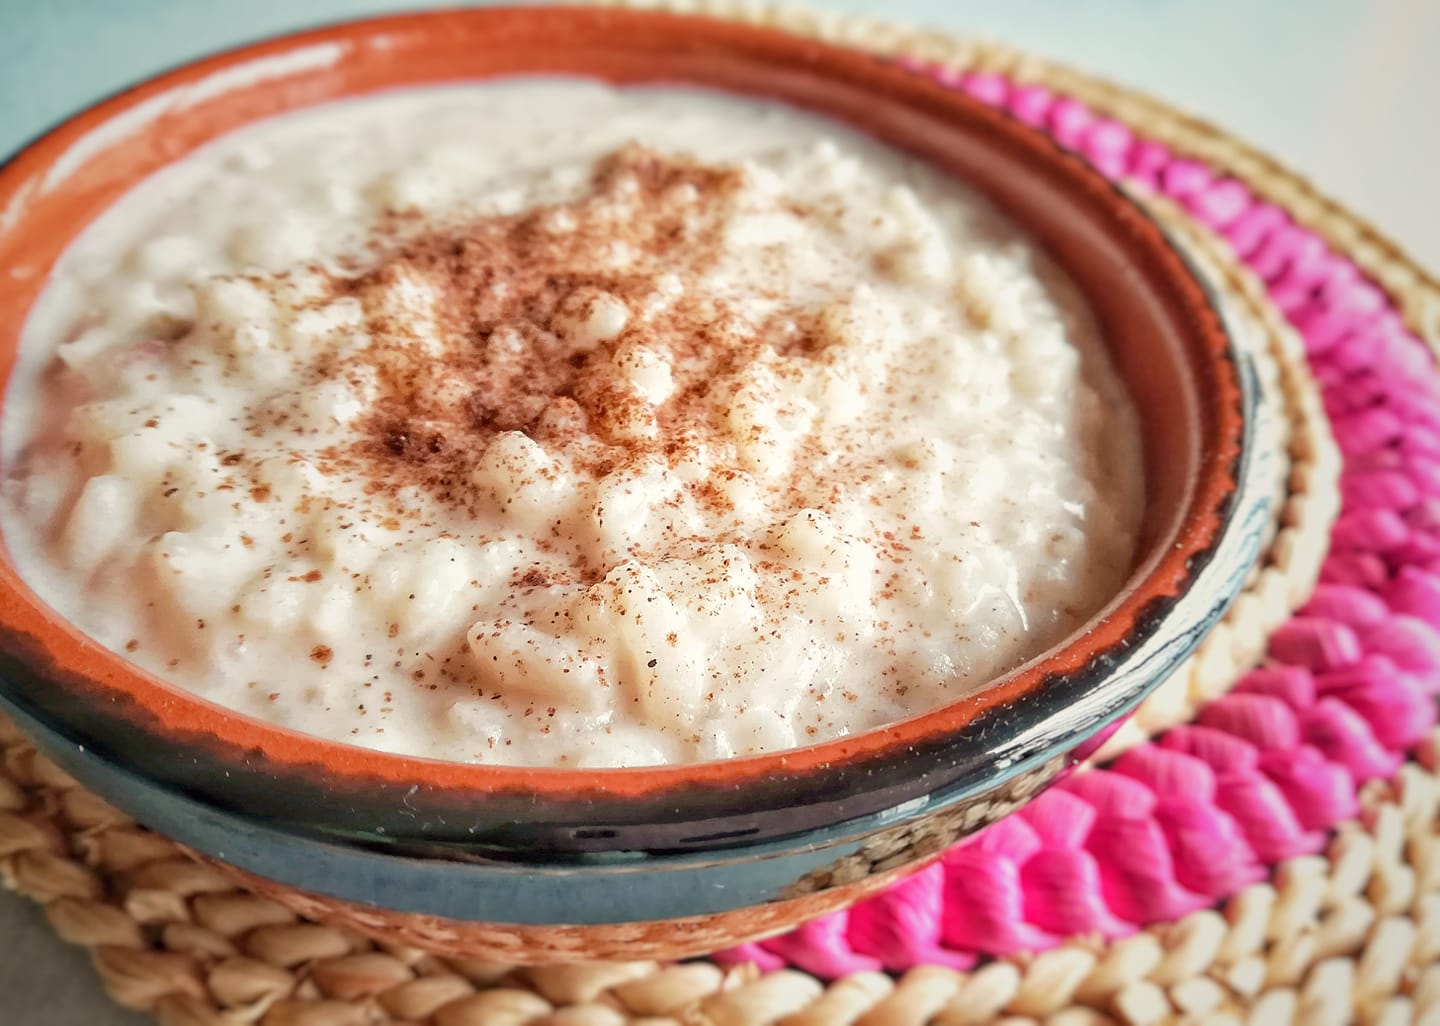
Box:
left=0, top=7, right=1267, bottom=959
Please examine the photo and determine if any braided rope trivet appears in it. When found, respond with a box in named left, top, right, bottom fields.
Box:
left=1, top=723, right=1438, bottom=1026
left=3, top=6, right=1440, bottom=1025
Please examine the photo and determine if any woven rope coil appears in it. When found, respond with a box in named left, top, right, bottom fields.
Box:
left=2, top=720, right=1439, bottom=1025
left=3, top=4, right=1439, bottom=1024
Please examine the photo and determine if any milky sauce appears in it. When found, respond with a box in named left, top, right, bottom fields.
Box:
left=1, top=82, right=1143, bottom=766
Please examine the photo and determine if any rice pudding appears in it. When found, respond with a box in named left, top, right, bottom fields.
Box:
left=1, top=81, right=1144, bottom=767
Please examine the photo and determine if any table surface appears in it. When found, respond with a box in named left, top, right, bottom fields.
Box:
left=2, top=1, right=1435, bottom=1022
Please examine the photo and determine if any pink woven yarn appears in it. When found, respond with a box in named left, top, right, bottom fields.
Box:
left=716, top=66, right=1440, bottom=977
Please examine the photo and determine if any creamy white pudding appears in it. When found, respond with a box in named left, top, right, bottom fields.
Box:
left=2, top=81, right=1144, bottom=767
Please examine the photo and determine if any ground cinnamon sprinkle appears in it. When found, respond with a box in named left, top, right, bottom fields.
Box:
left=284, top=145, right=828, bottom=519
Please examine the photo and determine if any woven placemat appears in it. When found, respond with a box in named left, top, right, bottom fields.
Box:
left=3, top=4, right=1439, bottom=1024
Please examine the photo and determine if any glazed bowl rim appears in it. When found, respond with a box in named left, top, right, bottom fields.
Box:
left=0, top=5, right=1247, bottom=809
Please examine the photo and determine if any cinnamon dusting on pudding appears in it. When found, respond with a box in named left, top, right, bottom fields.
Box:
left=306, top=146, right=828, bottom=514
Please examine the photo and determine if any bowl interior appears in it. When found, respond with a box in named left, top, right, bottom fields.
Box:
left=0, top=7, right=1243, bottom=844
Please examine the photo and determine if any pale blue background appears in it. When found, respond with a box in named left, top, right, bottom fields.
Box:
left=0, top=2, right=1435, bottom=1023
